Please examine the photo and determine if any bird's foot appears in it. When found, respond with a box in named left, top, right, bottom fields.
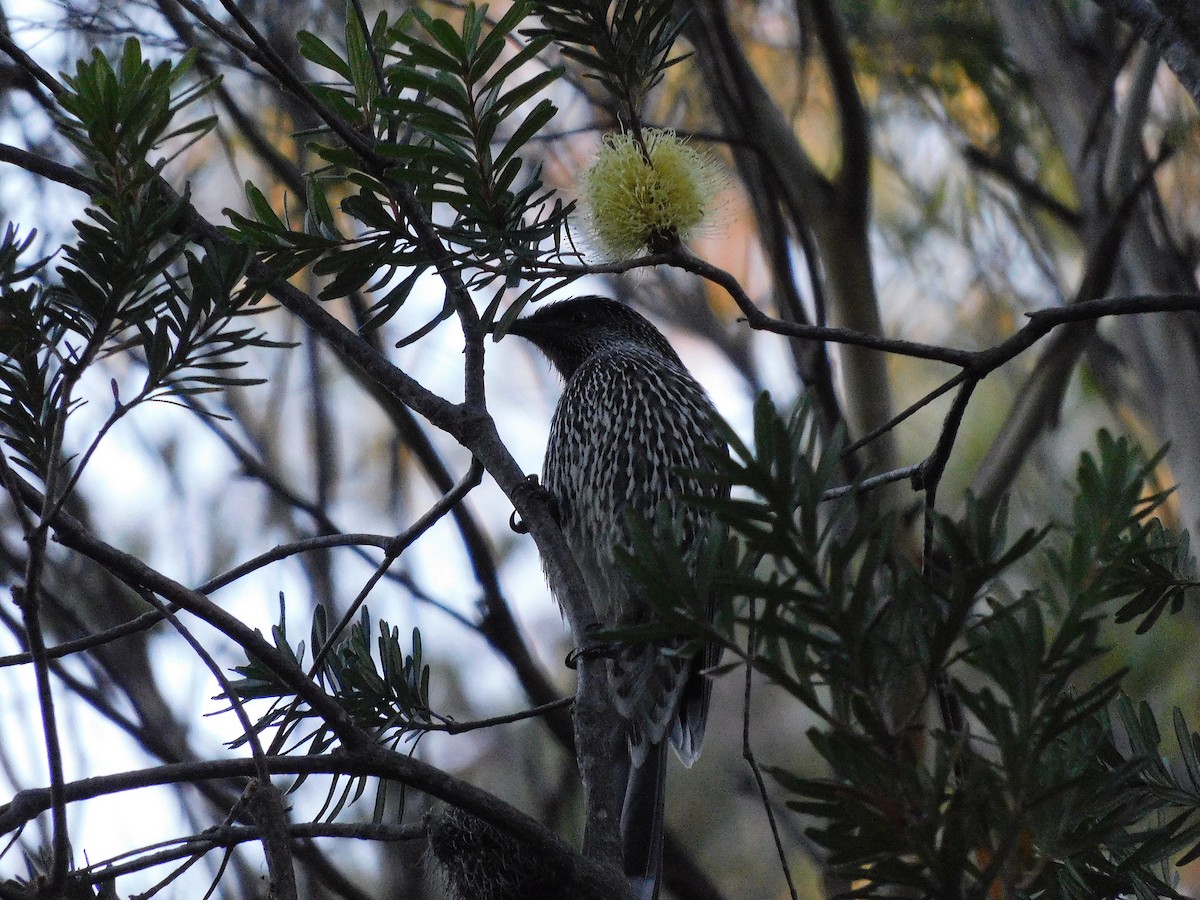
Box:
left=509, top=473, right=560, bottom=534
left=565, top=626, right=618, bottom=669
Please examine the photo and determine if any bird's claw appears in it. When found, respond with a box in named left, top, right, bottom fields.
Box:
left=565, top=634, right=618, bottom=670
left=509, top=473, right=561, bottom=534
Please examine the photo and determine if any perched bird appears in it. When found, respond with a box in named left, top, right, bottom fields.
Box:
left=509, top=296, right=724, bottom=900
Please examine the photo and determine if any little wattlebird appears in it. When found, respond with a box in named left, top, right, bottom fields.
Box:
left=509, top=296, right=725, bottom=900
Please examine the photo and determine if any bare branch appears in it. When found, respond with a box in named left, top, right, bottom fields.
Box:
left=0, top=753, right=632, bottom=898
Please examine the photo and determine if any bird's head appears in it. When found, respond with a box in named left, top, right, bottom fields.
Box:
left=507, top=296, right=682, bottom=379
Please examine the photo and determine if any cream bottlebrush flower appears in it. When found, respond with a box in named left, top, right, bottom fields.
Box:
left=581, top=128, right=726, bottom=260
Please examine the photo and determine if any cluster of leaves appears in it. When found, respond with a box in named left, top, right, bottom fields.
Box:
left=226, top=606, right=434, bottom=749
left=0, top=227, right=59, bottom=476
left=228, top=2, right=571, bottom=333
left=527, top=0, right=688, bottom=132
left=225, top=605, right=437, bottom=822
left=627, top=397, right=1200, bottom=898
left=0, top=39, right=276, bottom=486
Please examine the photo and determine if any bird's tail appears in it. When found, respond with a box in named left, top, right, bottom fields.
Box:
left=622, top=739, right=669, bottom=900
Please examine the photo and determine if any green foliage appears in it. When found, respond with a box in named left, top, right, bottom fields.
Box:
left=0, top=39, right=277, bottom=485
left=226, top=605, right=444, bottom=824
left=0, top=227, right=60, bottom=476
left=228, top=2, right=570, bottom=331
left=528, top=0, right=688, bottom=127
left=1054, top=433, right=1198, bottom=634
left=226, top=606, right=435, bottom=750
left=624, top=397, right=1200, bottom=898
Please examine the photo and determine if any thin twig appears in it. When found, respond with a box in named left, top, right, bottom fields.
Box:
left=822, top=463, right=923, bottom=501
left=307, top=457, right=484, bottom=677
left=78, top=822, right=422, bottom=887
left=0, top=29, right=64, bottom=98
left=0, top=457, right=483, bottom=671
left=742, top=599, right=800, bottom=900
left=432, top=696, right=574, bottom=734
left=917, top=381, right=977, bottom=786
left=136, top=589, right=268, bottom=766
